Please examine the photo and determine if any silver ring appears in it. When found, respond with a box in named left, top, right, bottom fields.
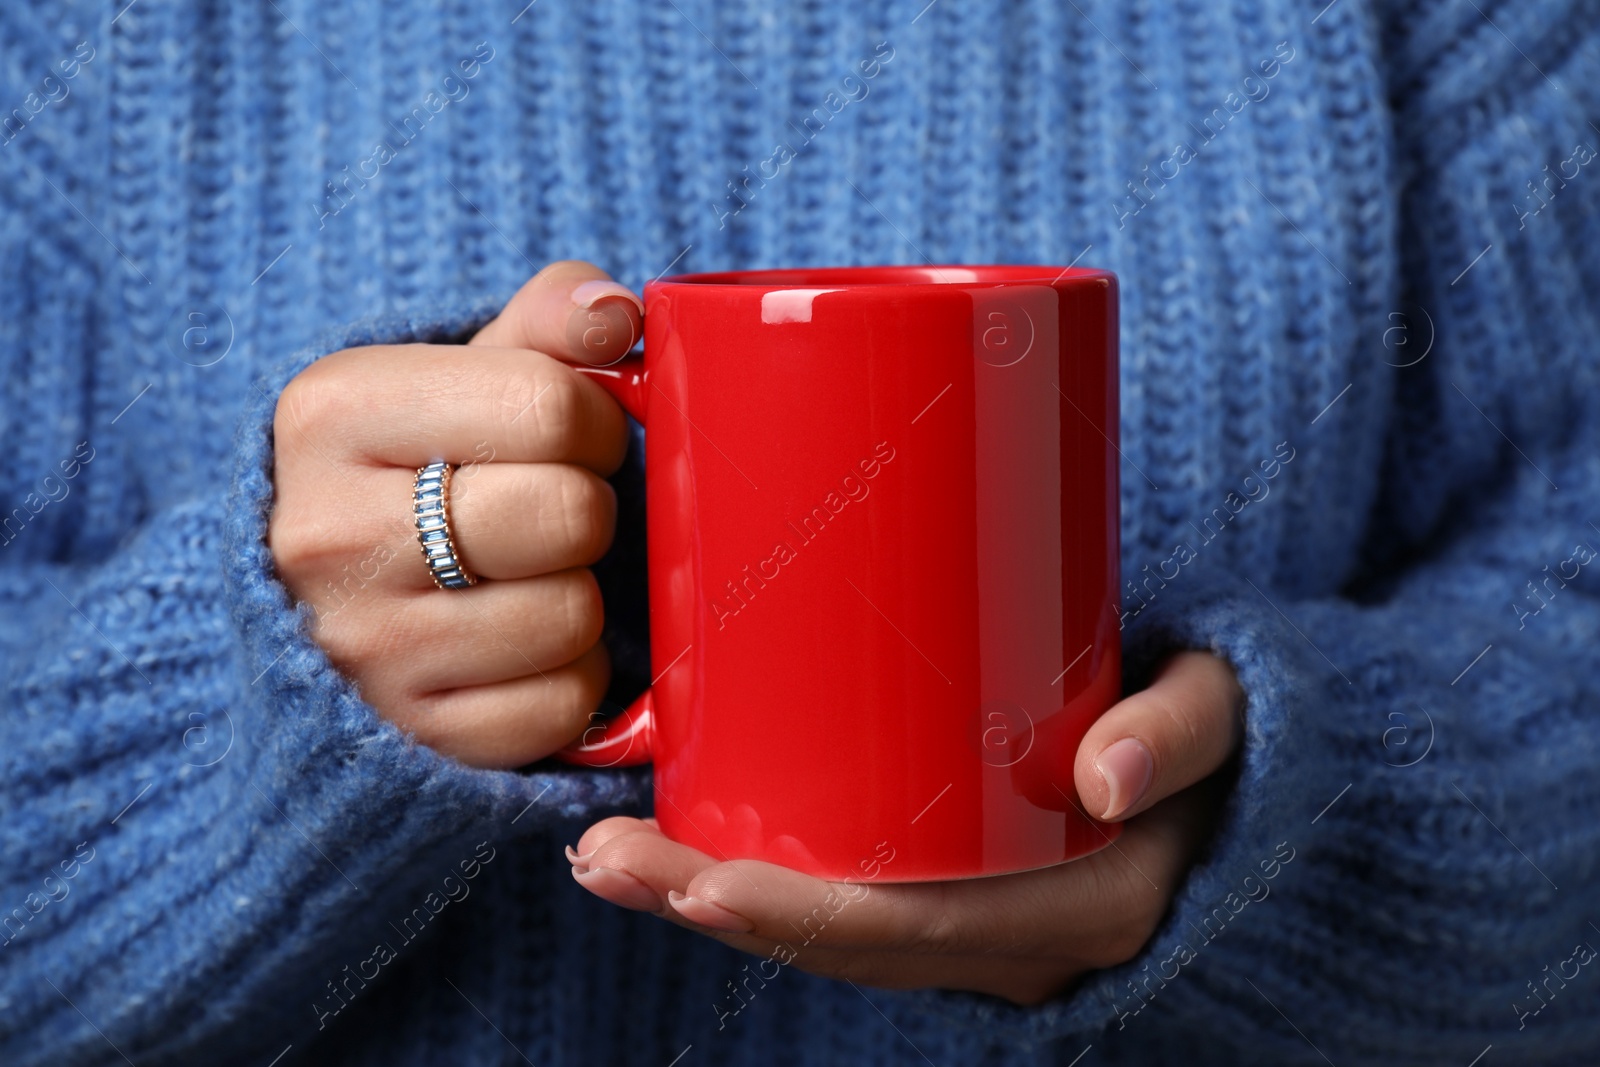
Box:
left=413, top=462, right=477, bottom=589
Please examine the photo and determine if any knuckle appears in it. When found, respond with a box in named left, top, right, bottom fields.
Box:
left=317, top=603, right=407, bottom=678
left=1160, top=692, right=1208, bottom=753
left=310, top=615, right=363, bottom=670
left=525, top=371, right=584, bottom=451
left=275, top=351, right=351, bottom=440
left=907, top=909, right=964, bottom=955
left=559, top=470, right=616, bottom=562
left=592, top=830, right=665, bottom=876
left=1082, top=872, right=1164, bottom=967
left=545, top=647, right=609, bottom=737
left=268, top=505, right=343, bottom=580
left=580, top=816, right=651, bottom=856
left=273, top=379, right=315, bottom=445
left=554, top=691, right=604, bottom=748
left=266, top=484, right=383, bottom=588
left=559, top=569, right=606, bottom=655
left=399, top=698, right=454, bottom=751
left=897, top=885, right=964, bottom=955
left=1099, top=914, right=1161, bottom=968
left=1133, top=691, right=1199, bottom=780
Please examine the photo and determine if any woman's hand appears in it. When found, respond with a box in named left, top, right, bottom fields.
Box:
left=569, top=651, right=1243, bottom=1005
left=269, top=261, right=643, bottom=768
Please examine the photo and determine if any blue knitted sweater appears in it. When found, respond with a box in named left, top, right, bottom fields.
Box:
left=3, top=1, right=1598, bottom=1064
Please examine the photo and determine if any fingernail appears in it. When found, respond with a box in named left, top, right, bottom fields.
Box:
left=667, top=890, right=755, bottom=933
left=1095, top=737, right=1154, bottom=820
left=572, top=866, right=661, bottom=913
left=565, top=844, right=595, bottom=872
left=567, top=281, right=643, bottom=364
left=570, top=279, right=644, bottom=315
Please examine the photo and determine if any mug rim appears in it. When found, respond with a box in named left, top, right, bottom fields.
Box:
left=651, top=264, right=1114, bottom=289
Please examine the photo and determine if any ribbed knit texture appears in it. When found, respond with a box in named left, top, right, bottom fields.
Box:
left=2, top=1, right=1599, bottom=1064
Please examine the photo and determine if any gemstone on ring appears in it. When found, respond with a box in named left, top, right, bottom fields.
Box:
left=413, top=461, right=477, bottom=589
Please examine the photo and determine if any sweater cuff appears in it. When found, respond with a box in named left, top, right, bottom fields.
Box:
left=221, top=298, right=652, bottom=856
left=892, top=565, right=1346, bottom=1047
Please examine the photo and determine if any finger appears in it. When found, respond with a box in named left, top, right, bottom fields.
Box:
left=431, top=462, right=616, bottom=582
left=574, top=796, right=1213, bottom=976
left=570, top=826, right=722, bottom=915
left=1074, top=651, right=1243, bottom=822
left=311, top=565, right=603, bottom=694
left=276, top=344, right=629, bottom=475
left=571, top=816, right=666, bottom=863
left=650, top=798, right=1208, bottom=962
left=287, top=465, right=615, bottom=595
left=470, top=261, right=643, bottom=367
left=385, top=642, right=611, bottom=768
left=652, top=857, right=1086, bottom=957
left=402, top=568, right=605, bottom=690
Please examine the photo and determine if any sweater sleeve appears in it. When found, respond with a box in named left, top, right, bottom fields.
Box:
left=910, top=522, right=1600, bottom=1062
left=0, top=301, right=650, bottom=1066
left=897, top=4, right=1600, bottom=1061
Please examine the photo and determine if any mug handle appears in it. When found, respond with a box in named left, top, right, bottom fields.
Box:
left=556, top=355, right=656, bottom=768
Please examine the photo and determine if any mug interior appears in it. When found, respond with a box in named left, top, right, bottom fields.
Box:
left=657, top=265, right=1107, bottom=287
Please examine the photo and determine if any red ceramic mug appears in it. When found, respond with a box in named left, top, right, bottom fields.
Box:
left=561, top=265, right=1121, bottom=882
